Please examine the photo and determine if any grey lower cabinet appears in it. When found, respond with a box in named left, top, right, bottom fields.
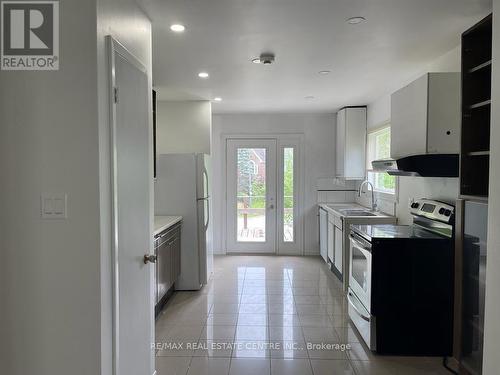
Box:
left=154, top=222, right=181, bottom=317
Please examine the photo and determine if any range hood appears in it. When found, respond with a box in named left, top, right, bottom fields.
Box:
left=372, top=154, right=459, bottom=177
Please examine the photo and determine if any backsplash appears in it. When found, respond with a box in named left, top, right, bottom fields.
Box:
left=355, top=177, right=459, bottom=224
left=317, top=178, right=357, bottom=203
left=356, top=190, right=397, bottom=216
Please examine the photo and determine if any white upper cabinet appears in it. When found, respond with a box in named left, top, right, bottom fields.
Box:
left=336, top=107, right=367, bottom=180
left=391, top=73, right=460, bottom=159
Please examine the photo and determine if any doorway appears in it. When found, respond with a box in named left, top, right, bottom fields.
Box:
left=225, top=137, right=303, bottom=255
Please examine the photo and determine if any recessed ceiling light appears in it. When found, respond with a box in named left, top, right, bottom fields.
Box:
left=170, top=24, right=185, bottom=32
left=305, top=95, right=315, bottom=100
left=346, top=16, right=366, bottom=25
left=319, top=70, right=331, bottom=75
left=198, top=72, right=209, bottom=78
left=252, top=58, right=261, bottom=64
left=214, top=97, right=222, bottom=102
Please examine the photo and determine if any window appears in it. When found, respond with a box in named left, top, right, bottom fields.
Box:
left=283, top=147, right=294, bottom=242
left=366, top=125, right=396, bottom=195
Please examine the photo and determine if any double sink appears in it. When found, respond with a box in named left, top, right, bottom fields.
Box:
left=337, top=208, right=378, bottom=217
left=326, top=206, right=378, bottom=217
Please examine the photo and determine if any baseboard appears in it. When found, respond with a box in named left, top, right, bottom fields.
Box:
left=304, top=251, right=321, bottom=256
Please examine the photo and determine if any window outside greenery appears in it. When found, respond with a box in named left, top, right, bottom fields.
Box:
left=235, top=147, right=295, bottom=243
left=236, top=148, right=266, bottom=242
left=283, top=147, right=294, bottom=242
left=367, top=126, right=396, bottom=194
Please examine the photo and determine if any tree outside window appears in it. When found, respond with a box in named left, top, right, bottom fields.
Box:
left=366, top=126, right=396, bottom=194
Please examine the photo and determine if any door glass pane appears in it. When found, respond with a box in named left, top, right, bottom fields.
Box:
left=237, top=148, right=266, bottom=242
left=283, top=148, right=294, bottom=242
left=352, top=246, right=369, bottom=292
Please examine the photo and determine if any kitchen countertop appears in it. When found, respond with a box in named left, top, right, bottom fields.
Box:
left=154, top=216, right=183, bottom=236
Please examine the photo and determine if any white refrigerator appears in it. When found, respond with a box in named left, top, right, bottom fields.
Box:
left=155, top=153, right=213, bottom=290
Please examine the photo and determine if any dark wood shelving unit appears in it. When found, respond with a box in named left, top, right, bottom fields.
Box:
left=468, top=60, right=491, bottom=74
left=468, top=100, right=491, bottom=110
left=460, top=14, right=492, bottom=199
left=454, top=14, right=492, bottom=375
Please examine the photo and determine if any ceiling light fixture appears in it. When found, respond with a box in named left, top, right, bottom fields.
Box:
left=214, top=97, right=222, bottom=102
left=170, top=24, right=186, bottom=32
left=252, top=58, right=261, bottom=64
left=305, top=95, right=315, bottom=100
left=198, top=72, right=209, bottom=78
left=346, top=16, right=366, bottom=25
left=318, top=70, right=331, bottom=75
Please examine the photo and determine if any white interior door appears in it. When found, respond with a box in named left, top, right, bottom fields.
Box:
left=108, top=37, right=154, bottom=375
left=226, top=139, right=277, bottom=253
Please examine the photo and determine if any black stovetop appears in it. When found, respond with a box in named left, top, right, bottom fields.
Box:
left=351, top=224, right=446, bottom=242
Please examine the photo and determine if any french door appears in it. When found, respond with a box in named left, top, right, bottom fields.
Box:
left=226, top=138, right=302, bottom=254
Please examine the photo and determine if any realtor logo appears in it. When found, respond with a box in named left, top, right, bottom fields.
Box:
left=1, top=1, right=59, bottom=70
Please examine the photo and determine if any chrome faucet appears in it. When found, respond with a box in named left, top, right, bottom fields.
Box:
left=358, top=180, right=377, bottom=211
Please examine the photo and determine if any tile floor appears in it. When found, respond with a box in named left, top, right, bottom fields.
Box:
left=155, top=255, right=449, bottom=375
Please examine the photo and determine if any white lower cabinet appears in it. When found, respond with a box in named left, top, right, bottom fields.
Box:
left=319, top=207, right=328, bottom=262
left=334, top=226, right=343, bottom=274
left=327, top=220, right=335, bottom=262
left=325, top=211, right=343, bottom=280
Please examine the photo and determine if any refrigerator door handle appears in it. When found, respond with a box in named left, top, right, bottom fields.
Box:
left=196, top=197, right=210, bottom=231
left=203, top=169, right=209, bottom=199
left=205, top=198, right=210, bottom=230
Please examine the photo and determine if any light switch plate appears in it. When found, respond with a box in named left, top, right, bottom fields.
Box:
left=41, top=194, right=67, bottom=219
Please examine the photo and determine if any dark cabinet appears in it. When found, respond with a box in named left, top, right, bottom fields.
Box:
left=157, top=237, right=172, bottom=303
left=154, top=222, right=181, bottom=316
left=460, top=14, right=492, bottom=198
left=171, top=234, right=181, bottom=283
left=455, top=200, right=488, bottom=375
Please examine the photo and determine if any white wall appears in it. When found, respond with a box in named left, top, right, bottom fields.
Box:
left=357, top=45, right=462, bottom=223
left=366, top=45, right=462, bottom=130
left=157, top=101, right=212, bottom=154
left=96, top=1, right=153, bottom=374
left=483, top=3, right=500, bottom=373
left=212, top=113, right=336, bottom=255
left=0, top=1, right=101, bottom=374
left=0, top=1, right=152, bottom=374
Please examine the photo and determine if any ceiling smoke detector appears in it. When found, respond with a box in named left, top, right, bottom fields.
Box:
left=252, top=53, right=275, bottom=65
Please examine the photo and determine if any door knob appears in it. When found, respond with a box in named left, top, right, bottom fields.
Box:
left=144, top=254, right=157, bottom=264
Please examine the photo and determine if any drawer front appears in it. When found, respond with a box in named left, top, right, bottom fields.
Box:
left=348, top=289, right=375, bottom=351
left=156, top=225, right=181, bottom=247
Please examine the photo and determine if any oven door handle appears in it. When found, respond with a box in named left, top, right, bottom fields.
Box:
left=349, top=234, right=372, bottom=254
left=347, top=291, right=370, bottom=322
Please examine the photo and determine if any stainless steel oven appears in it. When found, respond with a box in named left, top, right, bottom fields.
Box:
left=349, top=230, right=372, bottom=311
left=348, top=229, right=375, bottom=350
left=346, top=199, right=455, bottom=355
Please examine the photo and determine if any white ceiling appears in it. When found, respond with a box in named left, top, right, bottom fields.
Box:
left=139, top=0, right=491, bottom=113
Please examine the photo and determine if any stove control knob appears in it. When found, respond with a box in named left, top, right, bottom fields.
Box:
left=444, top=209, right=451, bottom=216
left=439, top=208, right=445, bottom=215
left=411, top=202, right=419, bottom=209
